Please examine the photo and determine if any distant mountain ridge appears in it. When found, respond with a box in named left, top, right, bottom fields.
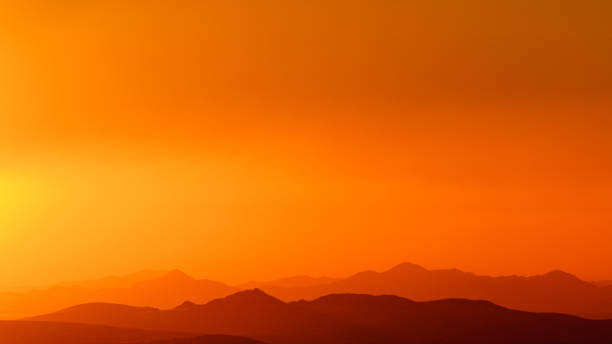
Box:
left=253, top=262, right=612, bottom=319
left=3, top=262, right=612, bottom=319
left=0, top=270, right=238, bottom=319
left=29, top=289, right=612, bottom=344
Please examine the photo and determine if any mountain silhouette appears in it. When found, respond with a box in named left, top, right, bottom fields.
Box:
left=206, top=288, right=285, bottom=308
left=29, top=289, right=612, bottom=344
left=297, top=293, right=612, bottom=343
left=6, top=263, right=612, bottom=320
left=0, top=320, right=246, bottom=344
left=0, top=320, right=261, bottom=344
left=144, top=336, right=264, bottom=344
left=29, top=289, right=376, bottom=344
left=0, top=270, right=238, bottom=319
left=253, top=262, right=612, bottom=319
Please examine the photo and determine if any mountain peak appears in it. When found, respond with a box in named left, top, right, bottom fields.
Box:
left=166, top=269, right=191, bottom=278
left=234, top=288, right=278, bottom=300
left=386, top=262, right=428, bottom=274
left=174, top=300, right=198, bottom=310
left=132, top=269, right=195, bottom=288
left=208, top=289, right=285, bottom=308
left=158, top=269, right=194, bottom=282
left=541, top=270, right=582, bottom=282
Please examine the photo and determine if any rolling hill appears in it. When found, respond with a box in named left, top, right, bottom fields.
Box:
left=29, top=289, right=612, bottom=344
left=5, top=263, right=612, bottom=320
left=0, top=320, right=174, bottom=344
left=143, top=336, right=264, bottom=344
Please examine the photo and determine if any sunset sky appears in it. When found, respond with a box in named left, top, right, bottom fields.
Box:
left=1, top=1, right=611, bottom=289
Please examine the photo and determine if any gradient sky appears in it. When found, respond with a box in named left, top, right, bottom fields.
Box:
left=1, top=1, right=611, bottom=289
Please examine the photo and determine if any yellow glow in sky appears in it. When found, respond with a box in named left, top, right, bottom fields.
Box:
left=0, top=0, right=611, bottom=290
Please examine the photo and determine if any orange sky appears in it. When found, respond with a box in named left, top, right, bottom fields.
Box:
left=1, top=1, right=611, bottom=289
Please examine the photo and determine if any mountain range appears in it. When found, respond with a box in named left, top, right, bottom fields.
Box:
left=28, top=289, right=612, bottom=344
left=250, top=263, right=612, bottom=319
left=3, top=262, right=612, bottom=320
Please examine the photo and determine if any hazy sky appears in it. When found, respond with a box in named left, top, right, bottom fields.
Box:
left=1, top=1, right=611, bottom=289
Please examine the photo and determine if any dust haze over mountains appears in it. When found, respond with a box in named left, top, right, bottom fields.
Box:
left=2, top=262, right=612, bottom=320
left=1, top=262, right=611, bottom=343
left=2, top=0, right=612, bottom=294
left=24, top=289, right=612, bottom=344
left=1, top=1, right=612, bottom=343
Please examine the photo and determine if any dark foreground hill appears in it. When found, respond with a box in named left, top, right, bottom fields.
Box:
left=0, top=320, right=177, bottom=344
left=144, top=336, right=264, bottom=344
left=30, top=289, right=612, bottom=344
left=5, top=263, right=611, bottom=320
left=143, top=335, right=263, bottom=344
left=297, top=294, right=612, bottom=344
left=0, top=321, right=259, bottom=344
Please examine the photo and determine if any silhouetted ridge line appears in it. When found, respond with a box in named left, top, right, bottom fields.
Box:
left=385, top=262, right=428, bottom=274
left=174, top=301, right=198, bottom=311
left=29, top=291, right=612, bottom=344
left=165, top=270, right=194, bottom=280
left=247, top=262, right=612, bottom=319
left=54, top=302, right=159, bottom=315
left=205, top=289, right=285, bottom=308
left=133, top=270, right=196, bottom=287
left=0, top=269, right=238, bottom=318
left=539, top=270, right=585, bottom=282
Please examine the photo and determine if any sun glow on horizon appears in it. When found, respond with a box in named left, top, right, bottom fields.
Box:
left=0, top=0, right=611, bottom=290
